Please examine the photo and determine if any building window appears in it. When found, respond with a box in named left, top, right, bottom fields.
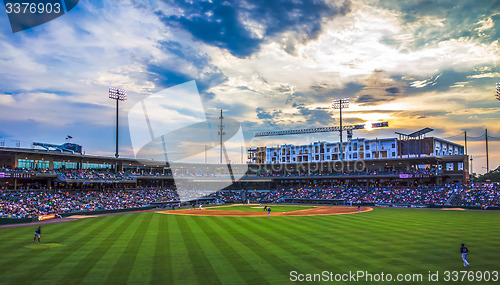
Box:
left=54, top=161, right=78, bottom=169
left=82, top=163, right=111, bottom=170
left=392, top=152, right=395, bottom=157
left=458, top=162, right=463, bottom=170
left=17, top=159, right=34, bottom=169
left=35, top=161, right=49, bottom=169
left=446, top=163, right=454, bottom=171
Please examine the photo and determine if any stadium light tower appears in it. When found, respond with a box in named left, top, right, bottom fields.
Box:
left=495, top=82, right=500, bottom=102
left=109, top=87, right=127, bottom=158
left=332, top=98, right=349, bottom=161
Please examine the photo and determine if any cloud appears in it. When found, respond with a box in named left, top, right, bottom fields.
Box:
left=410, top=73, right=442, bottom=88
left=467, top=72, right=500, bottom=79
left=158, top=0, right=350, bottom=57
left=0, top=0, right=499, bottom=172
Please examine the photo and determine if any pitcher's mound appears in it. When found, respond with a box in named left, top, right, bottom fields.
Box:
left=157, top=206, right=372, bottom=217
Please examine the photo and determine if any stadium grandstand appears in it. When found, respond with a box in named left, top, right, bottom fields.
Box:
left=1, top=131, right=498, bottom=223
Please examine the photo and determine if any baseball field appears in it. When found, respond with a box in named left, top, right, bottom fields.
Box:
left=0, top=205, right=499, bottom=284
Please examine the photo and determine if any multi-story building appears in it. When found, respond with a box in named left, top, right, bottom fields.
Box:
left=249, top=137, right=464, bottom=164
left=248, top=138, right=398, bottom=164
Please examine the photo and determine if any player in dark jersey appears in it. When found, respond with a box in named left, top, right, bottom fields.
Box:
left=267, top=207, right=271, bottom=217
left=460, top=243, right=470, bottom=267
left=34, top=226, right=41, bottom=242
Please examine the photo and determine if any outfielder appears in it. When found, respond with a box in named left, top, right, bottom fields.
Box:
left=34, top=226, right=41, bottom=242
left=460, top=243, right=470, bottom=267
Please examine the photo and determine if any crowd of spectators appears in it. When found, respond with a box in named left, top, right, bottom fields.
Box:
left=0, top=187, right=178, bottom=218
left=1, top=184, right=499, bottom=219
left=247, top=185, right=498, bottom=207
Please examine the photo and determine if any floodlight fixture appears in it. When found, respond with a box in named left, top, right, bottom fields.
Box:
left=332, top=98, right=349, bottom=109
left=109, top=87, right=127, bottom=101
left=496, top=82, right=500, bottom=101
left=332, top=98, right=350, bottom=161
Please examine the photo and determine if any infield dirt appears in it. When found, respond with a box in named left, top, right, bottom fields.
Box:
left=157, top=206, right=373, bottom=217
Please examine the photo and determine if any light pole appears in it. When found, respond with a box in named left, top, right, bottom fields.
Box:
left=470, top=156, right=473, bottom=184
left=332, top=98, right=349, bottom=161
left=109, top=87, right=127, bottom=159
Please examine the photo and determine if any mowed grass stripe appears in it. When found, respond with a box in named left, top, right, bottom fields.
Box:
left=214, top=217, right=299, bottom=278
left=313, top=212, right=428, bottom=271
left=150, top=213, right=172, bottom=285
left=76, top=213, right=154, bottom=285
left=52, top=213, right=142, bottom=285
left=126, top=214, right=158, bottom=285
left=10, top=215, right=121, bottom=285
left=182, top=216, right=246, bottom=285
left=262, top=214, right=413, bottom=272
left=167, top=214, right=198, bottom=284
left=175, top=215, right=222, bottom=285
left=246, top=216, right=351, bottom=270
left=0, top=217, right=97, bottom=253
left=0, top=218, right=85, bottom=241
left=104, top=213, right=154, bottom=284
left=0, top=216, right=113, bottom=278
left=192, top=217, right=266, bottom=285
left=235, top=216, right=353, bottom=273
left=237, top=214, right=372, bottom=272
left=201, top=217, right=280, bottom=283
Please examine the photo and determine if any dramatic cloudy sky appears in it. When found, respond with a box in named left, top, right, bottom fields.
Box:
left=0, top=0, right=499, bottom=172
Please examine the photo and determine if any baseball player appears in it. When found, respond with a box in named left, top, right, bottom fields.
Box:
left=267, top=207, right=271, bottom=217
left=34, top=226, right=41, bottom=242
left=460, top=243, right=470, bottom=267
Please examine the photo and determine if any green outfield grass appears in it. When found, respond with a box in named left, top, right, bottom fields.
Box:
left=205, top=204, right=315, bottom=212
left=1, top=208, right=499, bottom=284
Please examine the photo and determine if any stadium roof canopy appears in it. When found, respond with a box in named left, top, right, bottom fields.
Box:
left=395, top=127, right=434, bottom=138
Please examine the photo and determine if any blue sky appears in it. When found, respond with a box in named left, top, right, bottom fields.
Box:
left=0, top=0, right=499, bottom=173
